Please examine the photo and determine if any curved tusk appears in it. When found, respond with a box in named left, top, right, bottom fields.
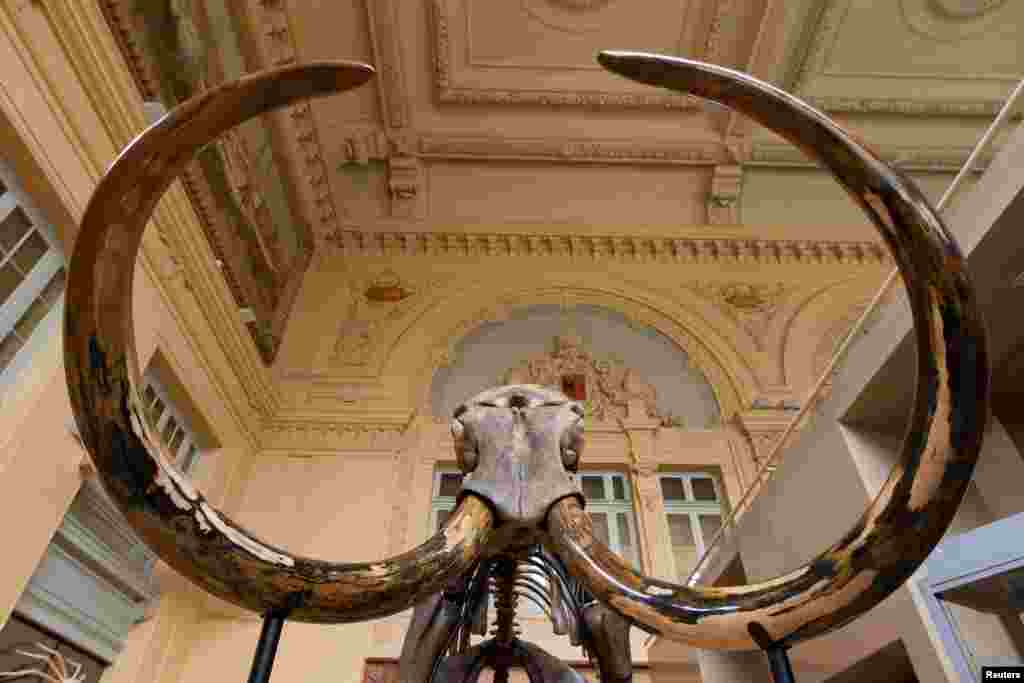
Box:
left=546, top=51, right=989, bottom=650
left=64, top=62, right=493, bottom=621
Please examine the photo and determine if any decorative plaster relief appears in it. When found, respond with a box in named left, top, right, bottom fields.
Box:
left=321, top=230, right=891, bottom=267
left=260, top=421, right=407, bottom=453
left=418, top=134, right=725, bottom=165
left=521, top=0, right=618, bottom=34
left=430, top=0, right=697, bottom=109
left=788, top=0, right=1008, bottom=114
left=901, top=0, right=1011, bottom=41
left=499, top=333, right=664, bottom=423
left=685, top=281, right=794, bottom=350
left=333, top=271, right=448, bottom=367
left=707, top=164, right=744, bottom=225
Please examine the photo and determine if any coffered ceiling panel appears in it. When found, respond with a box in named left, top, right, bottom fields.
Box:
left=430, top=0, right=744, bottom=109
left=790, top=0, right=1024, bottom=115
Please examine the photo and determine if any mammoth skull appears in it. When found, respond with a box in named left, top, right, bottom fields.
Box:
left=452, top=384, right=584, bottom=528
left=64, top=52, right=988, bottom=653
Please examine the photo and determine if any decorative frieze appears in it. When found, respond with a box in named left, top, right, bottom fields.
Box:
left=260, top=421, right=408, bottom=452
left=321, top=230, right=891, bottom=266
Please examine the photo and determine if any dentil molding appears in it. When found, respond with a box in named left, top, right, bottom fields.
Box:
left=320, top=229, right=892, bottom=267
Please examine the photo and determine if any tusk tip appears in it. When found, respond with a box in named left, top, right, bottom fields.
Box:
left=596, top=51, right=699, bottom=89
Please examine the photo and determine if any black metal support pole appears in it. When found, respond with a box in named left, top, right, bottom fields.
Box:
left=247, top=611, right=287, bottom=683
left=766, top=645, right=796, bottom=683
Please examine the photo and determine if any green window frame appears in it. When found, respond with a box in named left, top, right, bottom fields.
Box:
left=659, top=472, right=725, bottom=582
left=0, top=158, right=66, bottom=390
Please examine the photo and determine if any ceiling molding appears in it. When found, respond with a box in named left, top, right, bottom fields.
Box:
left=791, top=0, right=850, bottom=93
left=317, top=229, right=891, bottom=268
left=704, top=0, right=737, bottom=64
left=805, top=96, right=1003, bottom=117
left=429, top=0, right=697, bottom=110
left=750, top=142, right=992, bottom=171
left=786, top=0, right=1007, bottom=116
left=365, top=0, right=410, bottom=129
left=248, top=1, right=343, bottom=238
left=418, top=134, right=728, bottom=165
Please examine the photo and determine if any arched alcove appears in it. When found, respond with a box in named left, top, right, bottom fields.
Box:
left=430, top=303, right=721, bottom=427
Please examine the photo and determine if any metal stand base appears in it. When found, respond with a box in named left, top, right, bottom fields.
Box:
left=766, top=646, right=796, bottom=683
left=248, top=611, right=288, bottom=683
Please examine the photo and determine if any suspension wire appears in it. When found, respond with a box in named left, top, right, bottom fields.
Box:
left=675, top=77, right=1024, bottom=600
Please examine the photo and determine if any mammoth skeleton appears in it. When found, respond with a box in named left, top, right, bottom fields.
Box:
left=64, top=52, right=988, bottom=682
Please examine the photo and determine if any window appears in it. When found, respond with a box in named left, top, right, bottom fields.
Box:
left=0, top=159, right=66, bottom=384
left=139, top=376, right=201, bottom=475
left=660, top=473, right=724, bottom=582
left=579, top=471, right=640, bottom=568
left=431, top=468, right=464, bottom=533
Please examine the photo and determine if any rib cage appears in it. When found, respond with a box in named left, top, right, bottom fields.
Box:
left=444, top=547, right=592, bottom=660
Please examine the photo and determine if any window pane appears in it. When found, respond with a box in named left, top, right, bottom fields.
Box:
left=581, top=475, right=605, bottom=501
left=612, top=476, right=626, bottom=501
left=692, top=477, right=717, bottom=502
left=667, top=514, right=699, bottom=581
left=161, top=415, right=178, bottom=446
left=13, top=272, right=62, bottom=341
left=0, top=262, right=22, bottom=305
left=617, top=513, right=635, bottom=565
left=660, top=477, right=686, bottom=501
left=699, top=514, right=723, bottom=546
left=0, top=207, right=31, bottom=253
left=590, top=512, right=610, bottom=547
left=438, top=472, right=462, bottom=498
left=436, top=508, right=451, bottom=532
left=11, top=231, right=48, bottom=274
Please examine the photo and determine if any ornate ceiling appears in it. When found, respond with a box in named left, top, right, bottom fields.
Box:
left=98, top=0, right=1022, bottom=365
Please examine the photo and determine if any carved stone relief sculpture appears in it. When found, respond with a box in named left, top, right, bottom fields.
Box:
left=499, top=333, right=664, bottom=422
left=333, top=271, right=421, bottom=366
left=687, top=281, right=793, bottom=350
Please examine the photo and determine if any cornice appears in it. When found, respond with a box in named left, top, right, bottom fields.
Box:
left=429, top=0, right=697, bottom=110
left=318, top=229, right=892, bottom=267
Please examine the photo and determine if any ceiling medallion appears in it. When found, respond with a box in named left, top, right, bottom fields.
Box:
left=521, top=0, right=618, bottom=34
left=902, top=0, right=1011, bottom=41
